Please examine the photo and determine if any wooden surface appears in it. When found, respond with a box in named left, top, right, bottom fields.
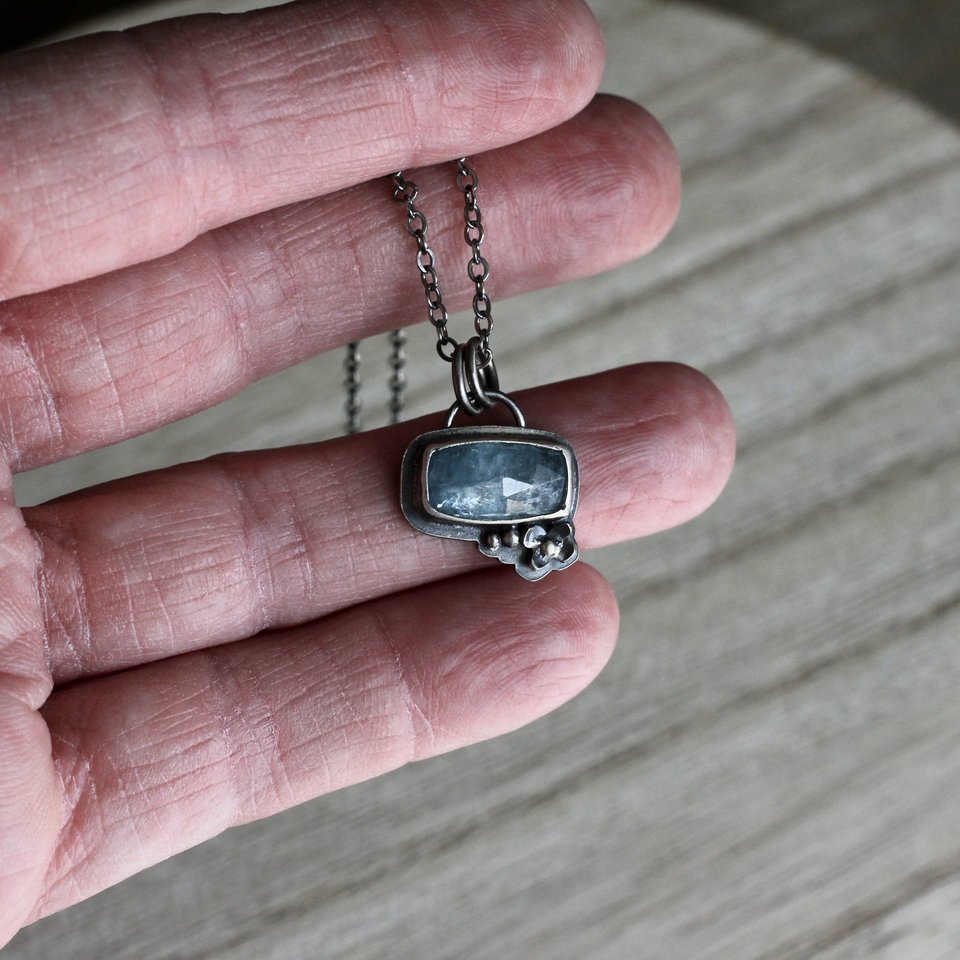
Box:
left=706, top=0, right=960, bottom=124
left=8, top=1, right=960, bottom=957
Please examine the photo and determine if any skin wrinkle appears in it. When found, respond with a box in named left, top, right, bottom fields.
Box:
left=104, top=535, right=155, bottom=663
left=243, top=663, right=292, bottom=814
left=0, top=226, right=31, bottom=303
left=20, top=277, right=149, bottom=446
left=5, top=329, right=65, bottom=469
left=39, top=474, right=239, bottom=678
left=192, top=12, right=391, bottom=186
left=0, top=669, right=49, bottom=710
left=3, top=0, right=607, bottom=305
left=489, top=18, right=541, bottom=137
left=135, top=533, right=178, bottom=652
left=32, top=524, right=92, bottom=680
left=189, top=33, right=244, bottom=214
left=279, top=31, right=415, bottom=169
left=344, top=212, right=370, bottom=364
left=213, top=655, right=287, bottom=821
left=202, top=230, right=255, bottom=388
left=275, top=468, right=318, bottom=618
left=198, top=650, right=244, bottom=829
left=81, top=314, right=130, bottom=442
left=213, top=458, right=271, bottom=635
left=42, top=734, right=102, bottom=908
left=371, top=606, right=436, bottom=762
left=32, top=534, right=83, bottom=680
left=140, top=331, right=228, bottom=408
left=302, top=644, right=355, bottom=794
left=0, top=496, right=48, bottom=703
left=323, top=443, right=394, bottom=590
left=374, top=1, right=424, bottom=161
left=246, top=209, right=311, bottom=370
left=108, top=752, right=156, bottom=878
left=0, top=3, right=721, bottom=936
left=585, top=410, right=698, bottom=533
left=44, top=719, right=227, bottom=917
left=120, top=29, right=203, bottom=244
left=219, top=4, right=366, bottom=101
left=270, top=690, right=342, bottom=800
left=0, top=402, right=18, bottom=472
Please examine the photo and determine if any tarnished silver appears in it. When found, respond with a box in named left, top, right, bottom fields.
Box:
left=391, top=161, right=579, bottom=578
left=455, top=158, right=494, bottom=349
left=343, top=159, right=580, bottom=578
left=347, top=159, right=491, bottom=432
left=400, top=412, right=580, bottom=582
left=390, top=158, right=490, bottom=367
left=388, top=328, right=407, bottom=425
left=443, top=389, right=521, bottom=430
left=451, top=336, right=499, bottom=416
left=390, top=170, right=453, bottom=360
left=343, top=341, right=362, bottom=434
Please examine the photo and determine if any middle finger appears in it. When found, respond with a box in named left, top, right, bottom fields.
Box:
left=28, top=362, right=735, bottom=685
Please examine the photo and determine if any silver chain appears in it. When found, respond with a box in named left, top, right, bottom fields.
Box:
left=387, top=328, right=407, bottom=423
left=343, top=341, right=362, bottom=434
left=344, top=158, right=491, bottom=434
left=390, top=157, right=492, bottom=361
left=343, top=332, right=407, bottom=434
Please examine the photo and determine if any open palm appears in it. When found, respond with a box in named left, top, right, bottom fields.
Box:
left=0, top=0, right=735, bottom=945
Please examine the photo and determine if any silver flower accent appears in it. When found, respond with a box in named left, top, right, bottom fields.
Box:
left=516, top=521, right=579, bottom=581
left=477, top=521, right=579, bottom=580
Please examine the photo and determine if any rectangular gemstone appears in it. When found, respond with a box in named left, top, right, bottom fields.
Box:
left=424, top=440, right=569, bottom=522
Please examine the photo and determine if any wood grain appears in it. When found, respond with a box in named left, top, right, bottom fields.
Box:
left=7, top=1, right=960, bottom=958
left=705, top=0, right=960, bottom=123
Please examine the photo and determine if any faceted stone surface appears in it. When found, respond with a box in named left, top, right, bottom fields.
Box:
left=425, top=440, right=569, bottom=521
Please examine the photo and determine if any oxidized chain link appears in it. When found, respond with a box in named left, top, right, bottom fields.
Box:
left=390, top=157, right=493, bottom=363
left=343, top=332, right=406, bottom=434
left=456, top=158, right=493, bottom=352
left=387, top=328, right=407, bottom=423
left=345, top=159, right=492, bottom=434
left=343, top=341, right=362, bottom=434
left=390, top=171, right=451, bottom=361
left=391, top=161, right=581, bottom=583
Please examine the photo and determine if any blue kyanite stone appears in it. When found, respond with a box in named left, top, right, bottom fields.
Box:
left=425, top=440, right=569, bottom=522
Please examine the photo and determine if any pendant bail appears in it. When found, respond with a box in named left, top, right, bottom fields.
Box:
left=451, top=336, right=500, bottom=416
left=443, top=391, right=526, bottom=429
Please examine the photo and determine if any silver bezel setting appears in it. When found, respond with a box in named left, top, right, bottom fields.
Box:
left=401, top=425, right=579, bottom=541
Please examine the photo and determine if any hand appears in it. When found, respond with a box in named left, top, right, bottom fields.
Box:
left=0, top=0, right=735, bottom=943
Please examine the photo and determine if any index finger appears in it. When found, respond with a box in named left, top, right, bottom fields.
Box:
left=0, top=0, right=604, bottom=300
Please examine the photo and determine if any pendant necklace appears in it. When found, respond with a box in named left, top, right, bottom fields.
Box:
left=345, top=158, right=580, bottom=581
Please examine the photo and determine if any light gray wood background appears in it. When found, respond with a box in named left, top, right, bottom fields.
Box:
left=8, top=1, right=960, bottom=957
left=708, top=0, right=960, bottom=124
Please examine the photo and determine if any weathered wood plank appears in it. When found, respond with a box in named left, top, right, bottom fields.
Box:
left=704, top=0, right=960, bottom=123
left=808, top=875, right=960, bottom=959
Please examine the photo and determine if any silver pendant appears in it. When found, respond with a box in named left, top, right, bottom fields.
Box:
left=401, top=388, right=580, bottom=581
left=387, top=163, right=580, bottom=578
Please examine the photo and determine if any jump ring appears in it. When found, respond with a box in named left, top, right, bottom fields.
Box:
left=436, top=336, right=458, bottom=362
left=444, top=392, right=525, bottom=429
left=451, top=341, right=484, bottom=415
left=466, top=337, right=498, bottom=407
